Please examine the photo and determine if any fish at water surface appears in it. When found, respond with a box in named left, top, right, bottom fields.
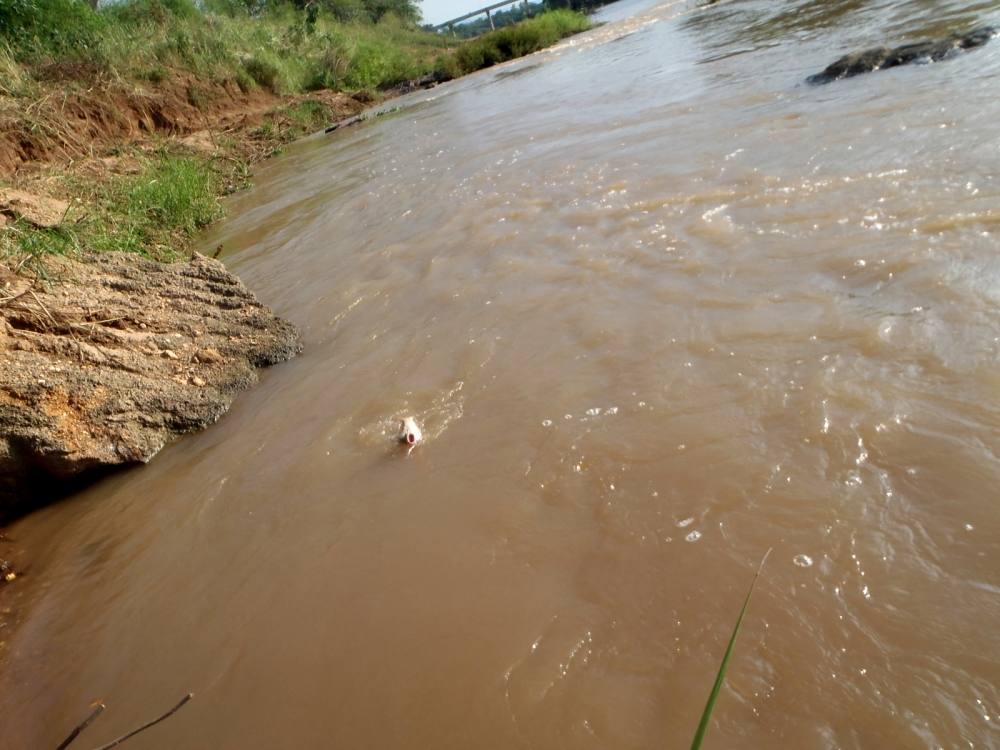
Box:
left=807, top=25, right=997, bottom=84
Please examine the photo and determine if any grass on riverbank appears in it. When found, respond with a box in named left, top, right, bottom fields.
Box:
left=1, top=98, right=337, bottom=265
left=1, top=0, right=455, bottom=94
left=5, top=153, right=223, bottom=265
left=440, top=9, right=591, bottom=77
left=0, top=1, right=591, bottom=268
left=2, top=0, right=589, bottom=98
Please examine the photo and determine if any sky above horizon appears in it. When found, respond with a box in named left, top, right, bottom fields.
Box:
left=419, top=0, right=509, bottom=26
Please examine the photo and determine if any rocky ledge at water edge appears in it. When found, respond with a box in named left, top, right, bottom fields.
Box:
left=0, top=252, right=301, bottom=518
left=806, top=25, right=997, bottom=84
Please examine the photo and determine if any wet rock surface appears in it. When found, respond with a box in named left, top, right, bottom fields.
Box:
left=0, top=253, right=301, bottom=518
left=807, top=26, right=996, bottom=84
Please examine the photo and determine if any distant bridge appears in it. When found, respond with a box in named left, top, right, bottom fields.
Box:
left=434, top=0, right=533, bottom=33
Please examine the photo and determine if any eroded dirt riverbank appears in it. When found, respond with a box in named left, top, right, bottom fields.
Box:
left=0, top=13, right=591, bottom=662
left=0, top=83, right=369, bottom=649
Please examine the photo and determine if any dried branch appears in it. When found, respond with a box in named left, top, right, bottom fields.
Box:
left=86, top=693, right=193, bottom=750
left=55, top=702, right=106, bottom=750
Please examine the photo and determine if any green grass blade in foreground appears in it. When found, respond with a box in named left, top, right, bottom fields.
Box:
left=690, top=548, right=771, bottom=750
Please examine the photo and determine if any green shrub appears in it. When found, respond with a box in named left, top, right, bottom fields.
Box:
left=448, top=10, right=589, bottom=76
left=104, top=0, right=201, bottom=26
left=324, top=0, right=369, bottom=23
left=143, top=65, right=169, bottom=83
left=243, top=53, right=282, bottom=89
left=304, top=46, right=349, bottom=89
left=0, top=43, right=36, bottom=96
left=284, top=99, right=332, bottom=129
left=0, top=0, right=106, bottom=59
left=343, top=37, right=415, bottom=88
left=364, top=0, right=419, bottom=23
left=234, top=67, right=256, bottom=92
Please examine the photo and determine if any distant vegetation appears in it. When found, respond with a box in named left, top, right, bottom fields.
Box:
left=438, top=9, right=590, bottom=77
left=438, top=0, right=608, bottom=39
left=0, top=0, right=591, bottom=94
left=0, top=0, right=454, bottom=93
left=441, top=2, right=546, bottom=39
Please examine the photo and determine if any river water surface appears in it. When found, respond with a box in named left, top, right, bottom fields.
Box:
left=3, top=0, right=1000, bottom=747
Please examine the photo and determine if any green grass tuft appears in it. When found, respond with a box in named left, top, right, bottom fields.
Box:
left=0, top=0, right=107, bottom=60
left=90, top=154, right=222, bottom=258
left=690, top=549, right=771, bottom=750
left=2, top=153, right=223, bottom=263
left=129, top=156, right=220, bottom=232
left=283, top=99, right=334, bottom=129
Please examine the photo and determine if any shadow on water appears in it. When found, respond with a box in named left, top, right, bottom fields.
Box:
left=0, top=464, right=125, bottom=526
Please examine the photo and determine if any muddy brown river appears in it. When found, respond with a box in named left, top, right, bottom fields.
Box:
left=3, top=0, right=1000, bottom=746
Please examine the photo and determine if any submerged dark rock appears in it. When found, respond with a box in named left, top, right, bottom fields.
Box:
left=807, top=26, right=997, bottom=84
left=0, top=253, right=301, bottom=519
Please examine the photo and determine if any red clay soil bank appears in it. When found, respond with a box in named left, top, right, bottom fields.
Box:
left=0, top=73, right=367, bottom=178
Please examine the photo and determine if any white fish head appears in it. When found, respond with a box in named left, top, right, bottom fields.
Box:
left=400, top=417, right=422, bottom=445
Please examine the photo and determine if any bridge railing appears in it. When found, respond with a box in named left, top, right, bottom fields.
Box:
left=433, top=0, right=533, bottom=34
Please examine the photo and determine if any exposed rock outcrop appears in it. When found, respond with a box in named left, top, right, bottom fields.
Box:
left=0, top=252, right=301, bottom=518
left=807, top=26, right=996, bottom=85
